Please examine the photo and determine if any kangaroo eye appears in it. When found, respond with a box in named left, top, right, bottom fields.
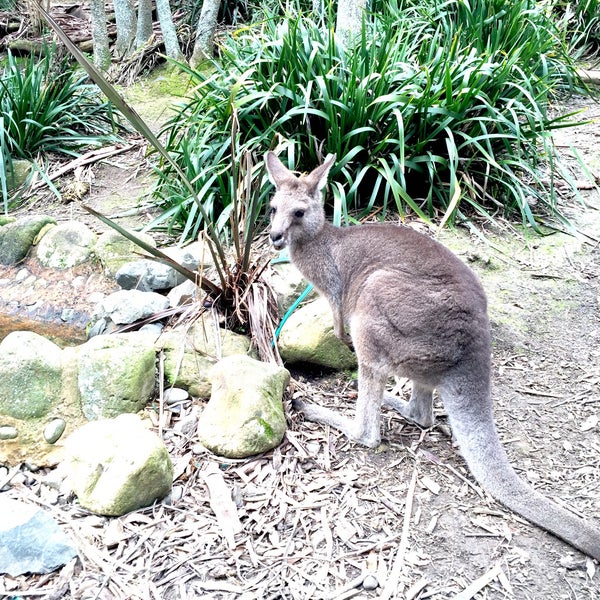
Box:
left=294, top=210, right=305, bottom=218
left=269, top=206, right=276, bottom=217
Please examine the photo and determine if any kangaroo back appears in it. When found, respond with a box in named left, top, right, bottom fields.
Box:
left=265, top=152, right=600, bottom=561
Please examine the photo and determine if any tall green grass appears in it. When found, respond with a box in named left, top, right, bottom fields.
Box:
left=153, top=0, right=585, bottom=239
left=0, top=49, right=120, bottom=160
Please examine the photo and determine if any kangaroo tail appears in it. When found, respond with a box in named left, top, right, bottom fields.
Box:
left=442, top=385, right=600, bottom=561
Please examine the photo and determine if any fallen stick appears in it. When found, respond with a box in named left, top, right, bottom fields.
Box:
left=451, top=564, right=503, bottom=600
left=379, top=462, right=418, bottom=599
left=202, top=462, right=243, bottom=550
left=30, top=143, right=137, bottom=191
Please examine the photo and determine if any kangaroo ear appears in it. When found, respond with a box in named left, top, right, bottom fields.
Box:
left=265, top=151, right=295, bottom=188
left=304, top=154, right=336, bottom=194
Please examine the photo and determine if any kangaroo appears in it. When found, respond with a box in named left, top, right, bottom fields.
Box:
left=265, top=151, right=600, bottom=561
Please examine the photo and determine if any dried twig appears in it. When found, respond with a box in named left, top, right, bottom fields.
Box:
left=380, top=462, right=418, bottom=600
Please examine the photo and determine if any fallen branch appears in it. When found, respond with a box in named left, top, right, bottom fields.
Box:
left=30, top=143, right=137, bottom=191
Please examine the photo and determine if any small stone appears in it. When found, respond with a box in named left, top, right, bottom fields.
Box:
left=363, top=574, right=379, bottom=590
left=170, top=485, right=184, bottom=502
left=560, top=555, right=586, bottom=570
left=164, top=388, right=189, bottom=405
left=44, top=419, right=67, bottom=444
left=60, top=308, right=75, bottom=322
left=15, top=268, right=30, bottom=282
left=0, top=425, right=18, bottom=440
left=139, top=323, right=163, bottom=336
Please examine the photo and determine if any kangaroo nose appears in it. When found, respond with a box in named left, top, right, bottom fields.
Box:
left=270, top=231, right=285, bottom=249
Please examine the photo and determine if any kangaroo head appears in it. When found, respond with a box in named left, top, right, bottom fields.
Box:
left=265, top=151, right=336, bottom=250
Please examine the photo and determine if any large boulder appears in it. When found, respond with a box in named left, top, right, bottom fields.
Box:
left=61, top=414, right=173, bottom=516
left=76, top=332, right=156, bottom=420
left=277, top=297, right=357, bottom=369
left=158, top=314, right=255, bottom=397
left=99, top=289, right=170, bottom=325
left=0, top=215, right=56, bottom=265
left=0, top=331, right=62, bottom=420
left=197, top=354, right=289, bottom=458
left=95, top=229, right=156, bottom=277
left=35, top=221, right=97, bottom=269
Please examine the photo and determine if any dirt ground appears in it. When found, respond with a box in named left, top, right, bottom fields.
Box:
left=0, top=92, right=599, bottom=599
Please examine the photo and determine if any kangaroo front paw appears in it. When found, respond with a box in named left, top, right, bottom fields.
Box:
left=338, top=332, right=355, bottom=352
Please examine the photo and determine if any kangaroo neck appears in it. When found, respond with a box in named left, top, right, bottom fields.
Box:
left=288, top=222, right=343, bottom=296
left=289, top=221, right=339, bottom=269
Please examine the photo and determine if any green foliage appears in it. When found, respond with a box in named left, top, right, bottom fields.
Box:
left=0, top=48, right=121, bottom=160
left=549, top=0, right=600, bottom=53
left=154, top=0, right=584, bottom=239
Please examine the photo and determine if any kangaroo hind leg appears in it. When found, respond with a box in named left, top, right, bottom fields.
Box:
left=384, top=382, right=435, bottom=428
left=294, top=364, right=385, bottom=448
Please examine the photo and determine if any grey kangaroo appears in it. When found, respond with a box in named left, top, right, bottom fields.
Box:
left=265, top=151, right=600, bottom=561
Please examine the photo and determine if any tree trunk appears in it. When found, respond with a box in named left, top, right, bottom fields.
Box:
left=113, top=0, right=137, bottom=57
left=26, top=0, right=50, bottom=33
left=190, top=0, right=221, bottom=67
left=90, top=0, right=111, bottom=70
left=136, top=0, right=154, bottom=48
left=155, top=0, right=183, bottom=61
left=335, top=0, right=368, bottom=46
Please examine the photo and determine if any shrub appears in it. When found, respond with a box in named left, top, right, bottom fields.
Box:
left=0, top=48, right=121, bottom=160
left=153, top=0, right=584, bottom=239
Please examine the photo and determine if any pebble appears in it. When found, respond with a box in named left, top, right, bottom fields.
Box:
left=43, top=418, right=67, bottom=444
left=362, top=574, right=379, bottom=590
left=164, top=387, right=189, bottom=405
left=0, top=425, right=18, bottom=440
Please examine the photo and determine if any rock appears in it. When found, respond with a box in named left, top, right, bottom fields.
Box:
left=164, top=387, right=189, bottom=405
left=95, top=229, right=156, bottom=277
left=167, top=279, right=199, bottom=307
left=0, top=426, right=18, bottom=440
left=43, top=418, right=67, bottom=444
left=158, top=314, right=256, bottom=397
left=172, top=239, right=216, bottom=269
left=62, top=414, right=173, bottom=516
left=197, top=354, right=289, bottom=458
left=0, top=331, right=62, bottom=420
left=35, top=221, right=97, bottom=269
left=6, top=159, right=32, bottom=191
left=278, top=298, right=357, bottom=369
left=115, top=258, right=183, bottom=292
left=161, top=245, right=202, bottom=271
left=0, top=215, right=56, bottom=266
left=100, top=289, right=170, bottom=324
left=267, top=259, right=315, bottom=315
left=0, top=497, right=78, bottom=576
left=76, top=332, right=156, bottom=420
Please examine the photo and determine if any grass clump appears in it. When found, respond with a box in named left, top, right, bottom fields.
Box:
left=0, top=47, right=122, bottom=212
left=153, top=0, right=585, bottom=240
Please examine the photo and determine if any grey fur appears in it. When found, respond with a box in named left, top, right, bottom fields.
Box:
left=265, top=151, right=600, bottom=560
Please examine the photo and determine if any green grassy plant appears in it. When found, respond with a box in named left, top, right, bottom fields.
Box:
left=547, top=0, right=600, bottom=54
left=154, top=0, right=585, bottom=239
left=0, top=48, right=121, bottom=160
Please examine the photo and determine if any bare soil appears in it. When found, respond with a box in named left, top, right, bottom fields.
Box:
left=0, top=95, right=599, bottom=599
